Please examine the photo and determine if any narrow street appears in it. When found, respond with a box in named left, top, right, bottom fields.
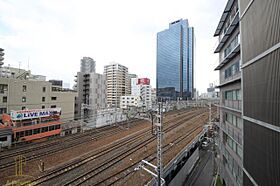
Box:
left=184, top=143, right=214, bottom=186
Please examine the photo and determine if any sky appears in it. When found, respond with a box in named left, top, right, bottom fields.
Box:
left=0, top=0, right=226, bottom=94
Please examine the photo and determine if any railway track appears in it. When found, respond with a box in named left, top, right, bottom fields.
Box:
left=0, top=119, right=143, bottom=170
left=0, top=108, right=191, bottom=162
left=101, top=111, right=217, bottom=186
left=27, top=108, right=208, bottom=186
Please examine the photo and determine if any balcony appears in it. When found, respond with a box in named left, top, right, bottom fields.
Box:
left=215, top=35, right=240, bottom=72
left=215, top=12, right=239, bottom=53
left=224, top=100, right=242, bottom=111
left=220, top=70, right=241, bottom=85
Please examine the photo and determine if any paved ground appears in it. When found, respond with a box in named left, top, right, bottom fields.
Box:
left=184, top=143, right=214, bottom=186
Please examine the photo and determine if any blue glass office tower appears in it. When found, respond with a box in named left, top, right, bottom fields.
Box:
left=156, top=19, right=194, bottom=100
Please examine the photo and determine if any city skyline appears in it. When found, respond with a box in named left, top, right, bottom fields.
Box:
left=0, top=0, right=226, bottom=94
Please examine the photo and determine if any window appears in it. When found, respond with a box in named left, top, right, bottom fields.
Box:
left=22, top=96, right=26, bottom=102
left=0, top=136, right=7, bottom=141
left=3, top=96, right=7, bottom=103
left=23, top=85, right=27, bottom=92
left=42, top=87, right=46, bottom=92
left=237, top=117, right=242, bottom=129
left=24, top=130, right=32, bottom=136
left=49, top=125, right=55, bottom=131
left=0, top=108, right=7, bottom=114
left=42, top=105, right=45, bottom=109
left=54, top=125, right=60, bottom=129
left=51, top=105, right=56, bottom=108
left=51, top=97, right=57, bottom=101
left=42, top=127, right=48, bottom=133
left=22, top=106, right=26, bottom=110
left=33, top=128, right=40, bottom=134
left=0, top=84, right=8, bottom=93
left=42, top=97, right=45, bottom=102
left=237, top=145, right=243, bottom=159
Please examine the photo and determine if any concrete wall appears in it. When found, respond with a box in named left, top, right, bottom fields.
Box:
left=168, top=148, right=199, bottom=186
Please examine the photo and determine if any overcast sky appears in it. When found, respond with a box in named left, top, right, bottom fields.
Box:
left=0, top=0, right=226, bottom=94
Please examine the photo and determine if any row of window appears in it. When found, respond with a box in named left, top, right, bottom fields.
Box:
left=224, top=62, right=240, bottom=79
left=225, top=89, right=241, bottom=100
left=224, top=34, right=240, bottom=58
left=225, top=112, right=242, bottom=130
left=15, top=124, right=61, bottom=139
left=225, top=133, right=243, bottom=159
left=224, top=148, right=243, bottom=186
left=0, top=84, right=48, bottom=93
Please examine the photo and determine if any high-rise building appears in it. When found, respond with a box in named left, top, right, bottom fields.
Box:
left=214, top=0, right=242, bottom=185
left=156, top=19, right=194, bottom=100
left=239, top=1, right=280, bottom=185
left=127, top=73, right=137, bottom=95
left=104, top=63, right=128, bottom=107
left=80, top=57, right=96, bottom=73
left=75, top=60, right=106, bottom=127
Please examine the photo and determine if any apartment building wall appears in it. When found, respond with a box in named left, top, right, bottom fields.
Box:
left=214, top=0, right=243, bottom=185
left=120, top=96, right=142, bottom=109
left=239, top=0, right=280, bottom=185
left=74, top=72, right=106, bottom=123
left=104, top=63, right=128, bottom=107
left=0, top=78, right=77, bottom=121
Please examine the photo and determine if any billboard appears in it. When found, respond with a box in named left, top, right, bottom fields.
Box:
left=137, top=78, right=150, bottom=85
left=10, top=108, right=61, bottom=121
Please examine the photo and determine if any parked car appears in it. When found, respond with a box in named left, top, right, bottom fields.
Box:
left=202, top=141, right=209, bottom=148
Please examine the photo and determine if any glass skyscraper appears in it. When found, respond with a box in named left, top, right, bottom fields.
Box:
left=156, top=19, right=194, bottom=100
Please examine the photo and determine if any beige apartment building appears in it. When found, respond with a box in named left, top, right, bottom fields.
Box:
left=104, top=63, right=129, bottom=107
left=0, top=74, right=77, bottom=121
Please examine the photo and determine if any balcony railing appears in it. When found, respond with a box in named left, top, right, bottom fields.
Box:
left=224, top=100, right=242, bottom=111
left=220, top=70, right=241, bottom=85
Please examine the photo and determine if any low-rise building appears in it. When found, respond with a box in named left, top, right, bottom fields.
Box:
left=0, top=67, right=77, bottom=121
left=120, top=96, right=142, bottom=109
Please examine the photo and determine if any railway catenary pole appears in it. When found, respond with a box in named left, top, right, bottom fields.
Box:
left=156, top=102, right=163, bottom=186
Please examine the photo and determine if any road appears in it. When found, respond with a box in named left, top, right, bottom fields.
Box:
left=184, top=143, right=214, bottom=186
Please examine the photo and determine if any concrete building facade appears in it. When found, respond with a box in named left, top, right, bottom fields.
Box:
left=120, top=96, right=142, bottom=109
left=127, top=73, right=137, bottom=95
left=0, top=73, right=77, bottom=121
left=80, top=57, right=96, bottom=73
left=104, top=63, right=128, bottom=107
left=214, top=0, right=243, bottom=185
left=131, top=78, right=152, bottom=110
left=75, top=72, right=106, bottom=126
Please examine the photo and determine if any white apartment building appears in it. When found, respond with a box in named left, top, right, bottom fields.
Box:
left=131, top=78, right=152, bottom=109
left=120, top=96, right=142, bottom=109
left=104, top=63, right=128, bottom=107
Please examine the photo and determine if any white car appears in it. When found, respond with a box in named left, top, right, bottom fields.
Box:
left=202, top=141, right=209, bottom=147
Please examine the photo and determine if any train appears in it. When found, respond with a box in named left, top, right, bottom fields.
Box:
left=2, top=108, right=62, bottom=143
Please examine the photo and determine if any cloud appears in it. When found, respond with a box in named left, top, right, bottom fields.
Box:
left=0, top=0, right=226, bottom=93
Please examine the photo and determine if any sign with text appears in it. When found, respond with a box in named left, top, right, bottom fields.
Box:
left=137, top=78, right=150, bottom=85
left=10, top=108, right=61, bottom=121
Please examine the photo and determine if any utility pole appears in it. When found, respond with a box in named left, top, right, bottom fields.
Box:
left=156, top=102, right=163, bottom=186
left=135, top=102, right=165, bottom=186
